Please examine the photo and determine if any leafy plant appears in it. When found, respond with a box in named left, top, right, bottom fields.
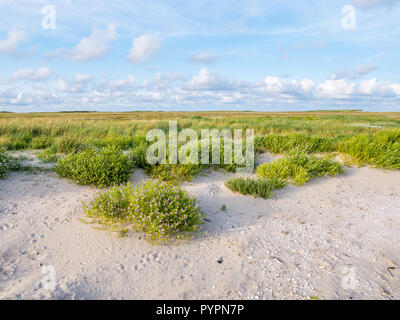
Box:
left=225, top=176, right=286, bottom=199
left=338, top=130, right=400, bottom=169
left=56, top=145, right=132, bottom=187
left=0, top=150, right=20, bottom=178
left=256, top=152, right=344, bottom=185
left=220, top=204, right=227, bottom=211
left=84, top=180, right=203, bottom=242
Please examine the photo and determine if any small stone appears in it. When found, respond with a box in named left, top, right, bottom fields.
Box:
left=217, top=257, right=223, bottom=264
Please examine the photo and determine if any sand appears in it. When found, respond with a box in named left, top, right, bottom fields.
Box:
left=0, top=153, right=399, bottom=300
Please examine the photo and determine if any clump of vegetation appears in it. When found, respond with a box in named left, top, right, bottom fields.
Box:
left=256, top=152, right=344, bottom=185
left=220, top=204, right=227, bottom=212
left=338, top=130, right=400, bottom=169
left=56, top=146, right=132, bottom=187
left=84, top=180, right=203, bottom=242
left=255, top=133, right=339, bottom=154
left=148, top=163, right=204, bottom=183
left=0, top=150, right=20, bottom=178
left=225, top=176, right=286, bottom=199
left=36, top=148, right=59, bottom=163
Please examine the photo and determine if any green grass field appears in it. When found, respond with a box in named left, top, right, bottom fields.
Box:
left=1, top=110, right=399, bottom=180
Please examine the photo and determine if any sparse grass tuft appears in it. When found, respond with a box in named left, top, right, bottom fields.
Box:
left=225, top=176, right=286, bottom=199
left=36, top=148, right=59, bottom=163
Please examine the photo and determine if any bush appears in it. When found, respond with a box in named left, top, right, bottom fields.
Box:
left=0, top=150, right=20, bottom=178
left=256, top=152, right=344, bottom=185
left=225, top=176, right=286, bottom=199
left=84, top=180, right=203, bottom=242
left=56, top=146, right=132, bottom=187
left=338, top=130, right=400, bottom=169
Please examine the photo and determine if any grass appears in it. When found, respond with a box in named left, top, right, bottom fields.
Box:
left=225, top=176, right=286, bottom=199
left=256, top=152, right=344, bottom=185
left=0, top=111, right=399, bottom=153
left=83, top=180, right=203, bottom=242
left=0, top=111, right=398, bottom=184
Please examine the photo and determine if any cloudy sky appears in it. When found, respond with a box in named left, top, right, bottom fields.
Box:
left=0, top=0, right=399, bottom=112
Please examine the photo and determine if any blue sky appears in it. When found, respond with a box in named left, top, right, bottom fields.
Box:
left=0, top=0, right=399, bottom=112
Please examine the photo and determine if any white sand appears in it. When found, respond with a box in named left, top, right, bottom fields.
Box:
left=0, top=154, right=400, bottom=300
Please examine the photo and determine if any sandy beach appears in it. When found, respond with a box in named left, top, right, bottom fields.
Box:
left=1, top=152, right=399, bottom=300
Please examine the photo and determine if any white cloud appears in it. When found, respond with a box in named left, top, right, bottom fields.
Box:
left=10, top=92, right=32, bottom=105
left=316, top=79, right=355, bottom=99
left=155, top=72, right=185, bottom=84
left=110, top=75, right=136, bottom=90
left=0, top=29, right=28, bottom=56
left=187, top=68, right=239, bottom=90
left=3, top=71, right=400, bottom=111
left=354, top=63, right=377, bottom=76
left=189, top=52, right=216, bottom=64
left=264, top=76, right=285, bottom=93
left=57, top=76, right=90, bottom=93
left=72, top=24, right=118, bottom=61
left=352, top=0, right=395, bottom=9
left=74, top=74, right=92, bottom=84
left=127, top=35, right=162, bottom=64
left=357, top=78, right=398, bottom=96
left=12, top=67, right=51, bottom=81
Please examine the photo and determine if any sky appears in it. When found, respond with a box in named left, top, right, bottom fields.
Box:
left=0, top=0, right=399, bottom=112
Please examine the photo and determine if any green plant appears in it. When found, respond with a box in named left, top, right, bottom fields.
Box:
left=255, top=133, right=339, bottom=154
left=225, top=176, right=286, bottom=199
left=220, top=204, right=227, bottom=212
left=84, top=180, right=203, bottom=242
left=256, top=152, right=344, bottom=185
left=56, top=145, right=132, bottom=187
left=36, top=148, right=59, bottom=163
left=338, top=130, right=400, bottom=169
left=0, top=150, right=20, bottom=178
left=148, top=163, right=203, bottom=183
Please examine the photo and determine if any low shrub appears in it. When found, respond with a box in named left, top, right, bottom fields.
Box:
left=256, top=152, right=344, bottom=185
left=84, top=180, right=203, bottom=242
left=338, top=130, right=400, bottom=169
left=225, top=176, right=286, bottom=199
left=0, top=150, right=20, bottom=178
left=56, top=146, right=132, bottom=187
